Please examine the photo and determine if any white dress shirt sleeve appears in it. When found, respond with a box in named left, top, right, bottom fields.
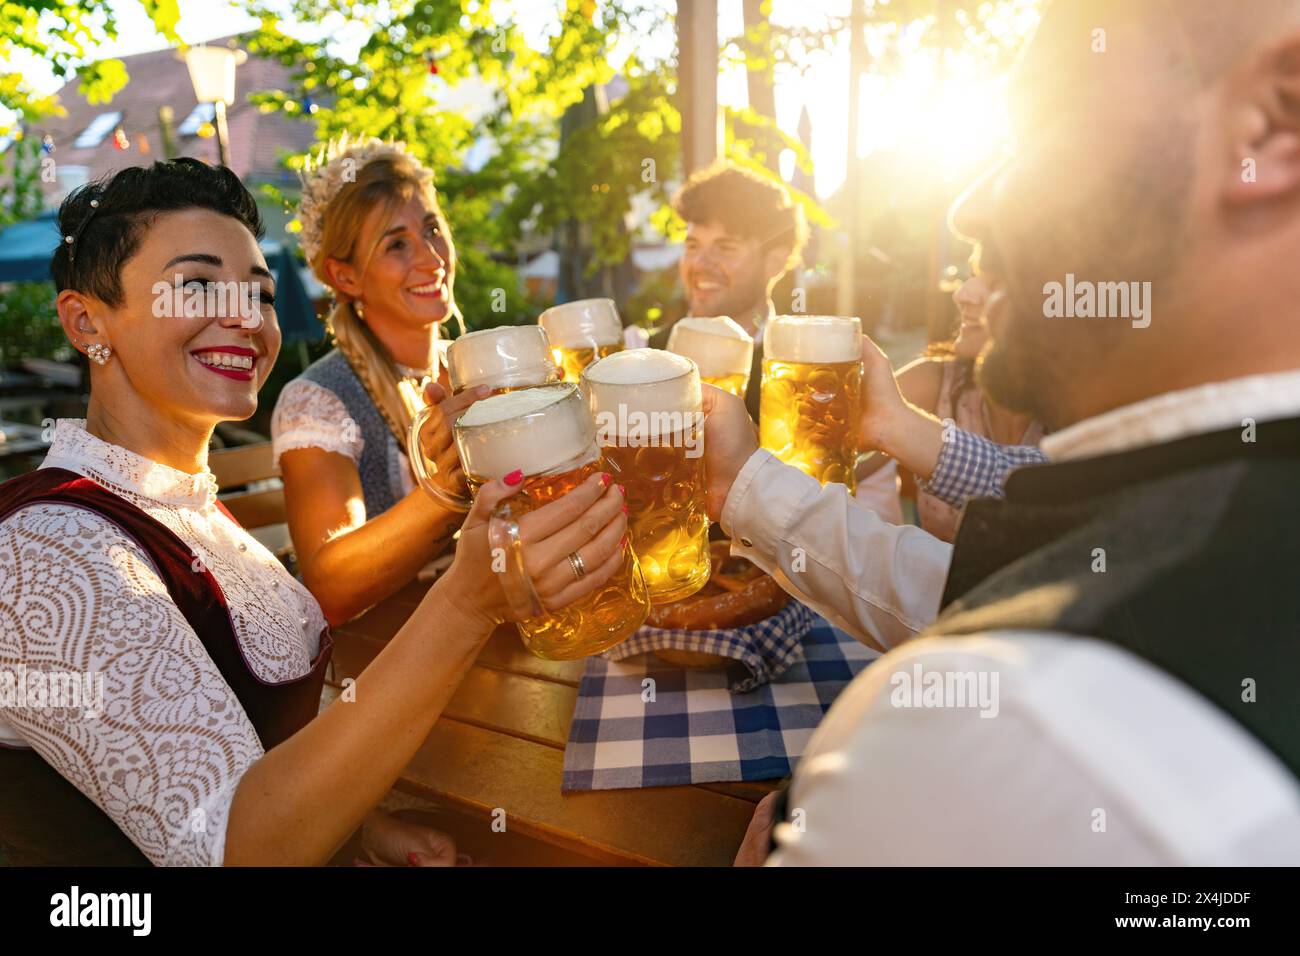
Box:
left=768, top=633, right=1300, bottom=865
left=720, top=450, right=952, bottom=650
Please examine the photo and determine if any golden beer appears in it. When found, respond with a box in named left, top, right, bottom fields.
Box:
left=454, top=384, right=650, bottom=659
left=760, top=315, right=863, bottom=491
left=538, top=298, right=625, bottom=382
left=583, top=349, right=711, bottom=605
left=447, top=325, right=561, bottom=396
left=700, top=371, right=749, bottom=397
left=666, top=316, right=753, bottom=399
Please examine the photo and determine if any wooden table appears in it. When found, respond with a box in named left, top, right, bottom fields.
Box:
left=325, top=580, right=777, bottom=866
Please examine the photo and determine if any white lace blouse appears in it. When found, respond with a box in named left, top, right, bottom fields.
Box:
left=0, top=420, right=327, bottom=866
left=271, top=376, right=425, bottom=498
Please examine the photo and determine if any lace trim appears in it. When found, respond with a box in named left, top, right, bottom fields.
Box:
left=43, top=419, right=218, bottom=510
left=271, top=379, right=365, bottom=466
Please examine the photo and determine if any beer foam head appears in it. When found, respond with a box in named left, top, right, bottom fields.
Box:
left=455, top=383, right=596, bottom=479
left=764, top=315, right=862, bottom=364
left=447, top=325, right=558, bottom=392
left=538, top=298, right=623, bottom=348
left=583, top=349, right=700, bottom=438
left=666, top=317, right=753, bottom=377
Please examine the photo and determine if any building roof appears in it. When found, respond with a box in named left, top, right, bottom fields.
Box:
left=31, top=36, right=317, bottom=200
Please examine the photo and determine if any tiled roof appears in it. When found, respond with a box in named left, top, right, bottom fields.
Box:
left=31, top=36, right=318, bottom=195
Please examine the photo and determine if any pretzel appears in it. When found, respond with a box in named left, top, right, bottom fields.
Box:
left=649, top=541, right=791, bottom=667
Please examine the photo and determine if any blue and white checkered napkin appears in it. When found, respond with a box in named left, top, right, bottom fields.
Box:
left=600, top=599, right=817, bottom=693
left=563, top=611, right=879, bottom=792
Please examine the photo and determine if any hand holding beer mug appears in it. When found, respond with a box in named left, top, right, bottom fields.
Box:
left=760, top=315, right=863, bottom=492
left=450, top=384, right=650, bottom=659
left=446, top=325, right=562, bottom=396
left=583, top=349, right=711, bottom=604
left=408, top=380, right=488, bottom=513
left=665, top=316, right=753, bottom=398
left=538, top=298, right=624, bottom=382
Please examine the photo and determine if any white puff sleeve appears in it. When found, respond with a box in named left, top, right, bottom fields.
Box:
left=271, top=378, right=365, bottom=466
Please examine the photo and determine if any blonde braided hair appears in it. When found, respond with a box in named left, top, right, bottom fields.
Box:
left=297, top=136, right=464, bottom=447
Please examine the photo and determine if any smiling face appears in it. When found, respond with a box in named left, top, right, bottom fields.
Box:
left=950, top=1, right=1300, bottom=430
left=951, top=275, right=992, bottom=360
left=62, top=207, right=280, bottom=430
left=331, top=193, right=455, bottom=332
left=680, top=220, right=783, bottom=321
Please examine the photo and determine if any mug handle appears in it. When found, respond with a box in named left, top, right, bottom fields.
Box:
left=407, top=404, right=474, bottom=513
left=487, top=499, right=545, bottom=620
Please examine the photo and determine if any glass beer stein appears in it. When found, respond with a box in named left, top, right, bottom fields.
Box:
left=666, top=316, right=753, bottom=398
left=410, top=383, right=649, bottom=660
left=582, top=349, right=711, bottom=605
left=538, top=298, right=625, bottom=383
left=446, top=325, right=562, bottom=396
left=759, top=314, right=863, bottom=491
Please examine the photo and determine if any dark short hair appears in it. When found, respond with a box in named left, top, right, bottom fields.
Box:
left=672, top=162, right=808, bottom=271
left=52, top=158, right=264, bottom=307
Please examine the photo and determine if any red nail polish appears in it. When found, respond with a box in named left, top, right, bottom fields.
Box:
left=617, top=484, right=625, bottom=496
left=620, top=503, right=628, bottom=515
left=620, top=534, right=628, bottom=549
left=600, top=473, right=612, bottom=487
left=504, top=469, right=524, bottom=486
left=407, top=852, right=420, bottom=866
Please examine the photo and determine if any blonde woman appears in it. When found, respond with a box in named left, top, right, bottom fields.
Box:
left=855, top=274, right=1044, bottom=542
left=0, top=159, right=627, bottom=866
left=272, top=139, right=483, bottom=624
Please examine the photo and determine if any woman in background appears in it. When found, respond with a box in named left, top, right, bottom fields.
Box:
left=273, top=139, right=485, bottom=625
left=856, top=273, right=1044, bottom=541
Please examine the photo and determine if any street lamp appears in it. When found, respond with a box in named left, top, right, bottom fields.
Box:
left=181, top=44, right=247, bottom=168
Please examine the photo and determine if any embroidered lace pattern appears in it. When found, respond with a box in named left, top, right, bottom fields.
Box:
left=0, top=420, right=326, bottom=865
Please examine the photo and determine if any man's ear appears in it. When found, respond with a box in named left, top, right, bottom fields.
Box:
left=322, top=256, right=363, bottom=300
left=1223, top=34, right=1300, bottom=205
left=56, top=289, right=104, bottom=357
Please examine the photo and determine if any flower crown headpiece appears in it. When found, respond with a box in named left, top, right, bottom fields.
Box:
left=295, top=134, right=433, bottom=267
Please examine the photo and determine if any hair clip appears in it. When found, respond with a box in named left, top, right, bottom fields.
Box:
left=66, top=194, right=103, bottom=265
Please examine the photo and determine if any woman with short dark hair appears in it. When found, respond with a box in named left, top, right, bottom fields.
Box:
left=0, top=158, right=628, bottom=866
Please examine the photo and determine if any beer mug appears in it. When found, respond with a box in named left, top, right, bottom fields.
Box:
left=582, top=349, right=711, bottom=605
left=665, top=316, right=753, bottom=398
left=760, top=314, right=863, bottom=492
left=455, top=384, right=650, bottom=660
left=538, top=298, right=624, bottom=383
left=447, top=325, right=561, bottom=395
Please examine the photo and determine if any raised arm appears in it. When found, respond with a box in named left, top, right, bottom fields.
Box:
left=274, top=379, right=484, bottom=625
left=857, top=338, right=1046, bottom=504
left=702, top=386, right=951, bottom=651
left=222, top=471, right=628, bottom=866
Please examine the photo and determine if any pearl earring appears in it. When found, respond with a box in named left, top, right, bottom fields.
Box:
left=87, top=343, right=112, bottom=366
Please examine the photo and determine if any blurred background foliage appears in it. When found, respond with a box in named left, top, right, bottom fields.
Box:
left=1, top=0, right=1038, bottom=365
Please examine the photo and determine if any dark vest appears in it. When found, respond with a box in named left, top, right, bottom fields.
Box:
left=296, top=349, right=407, bottom=517
left=927, top=415, right=1300, bottom=779
left=0, top=468, right=332, bottom=866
